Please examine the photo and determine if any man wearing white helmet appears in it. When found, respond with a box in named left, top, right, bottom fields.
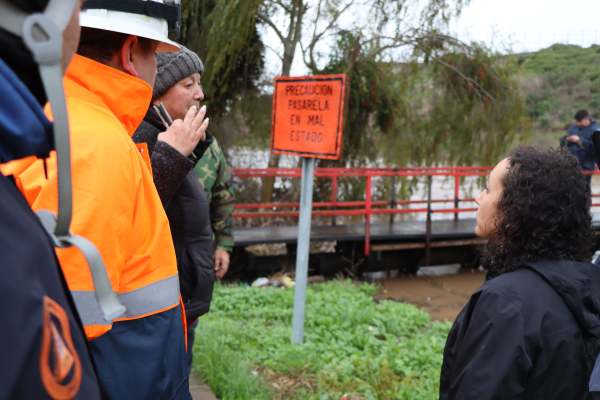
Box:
left=8, top=1, right=205, bottom=398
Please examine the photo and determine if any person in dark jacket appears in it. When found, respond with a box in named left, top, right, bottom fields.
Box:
left=440, top=146, right=600, bottom=400
left=560, top=109, right=599, bottom=185
left=0, top=0, right=101, bottom=398
left=131, top=46, right=215, bottom=374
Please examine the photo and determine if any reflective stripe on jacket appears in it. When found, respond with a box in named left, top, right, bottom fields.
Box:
left=4, top=55, right=180, bottom=339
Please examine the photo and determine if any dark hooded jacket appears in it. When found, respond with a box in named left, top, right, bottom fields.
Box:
left=132, top=107, right=215, bottom=320
left=586, top=131, right=600, bottom=397
left=591, top=130, right=600, bottom=171
left=560, top=119, right=599, bottom=171
left=0, top=2, right=101, bottom=397
left=440, top=259, right=600, bottom=400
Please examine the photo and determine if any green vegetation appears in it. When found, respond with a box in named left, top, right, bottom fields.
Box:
left=192, top=280, right=451, bottom=399
left=519, top=44, right=600, bottom=147
left=179, top=0, right=600, bottom=170
left=180, top=0, right=264, bottom=118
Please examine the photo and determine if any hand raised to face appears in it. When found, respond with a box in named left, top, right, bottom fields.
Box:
left=157, top=105, right=209, bottom=157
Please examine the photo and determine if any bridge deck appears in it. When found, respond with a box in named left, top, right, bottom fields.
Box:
left=234, top=218, right=477, bottom=246
left=234, top=213, right=600, bottom=247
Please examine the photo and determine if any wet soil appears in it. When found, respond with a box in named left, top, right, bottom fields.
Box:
left=374, top=269, right=486, bottom=322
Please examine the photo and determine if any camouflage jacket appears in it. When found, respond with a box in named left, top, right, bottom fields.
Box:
left=194, top=136, right=235, bottom=252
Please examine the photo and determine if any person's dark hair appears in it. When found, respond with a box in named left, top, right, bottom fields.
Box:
left=482, top=146, right=595, bottom=278
left=77, top=28, right=154, bottom=64
left=575, top=109, right=590, bottom=121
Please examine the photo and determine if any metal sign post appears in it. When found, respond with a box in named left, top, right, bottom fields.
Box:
left=268, top=74, right=346, bottom=345
left=291, top=156, right=315, bottom=344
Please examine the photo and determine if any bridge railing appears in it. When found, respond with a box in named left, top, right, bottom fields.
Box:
left=232, top=167, right=600, bottom=259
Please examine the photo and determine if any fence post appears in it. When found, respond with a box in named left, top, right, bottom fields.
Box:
left=291, top=157, right=315, bottom=345
left=454, top=173, right=460, bottom=221
left=389, top=169, right=397, bottom=225
left=364, top=175, right=372, bottom=256
left=424, top=175, right=432, bottom=266
left=331, top=175, right=337, bottom=226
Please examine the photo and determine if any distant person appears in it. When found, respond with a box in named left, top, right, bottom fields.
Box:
left=440, top=147, right=600, bottom=400
left=560, top=109, right=599, bottom=186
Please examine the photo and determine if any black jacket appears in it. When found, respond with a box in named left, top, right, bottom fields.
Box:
left=560, top=118, right=599, bottom=171
left=440, top=259, right=600, bottom=400
left=132, top=107, right=215, bottom=319
left=0, top=47, right=100, bottom=398
left=0, top=174, right=102, bottom=400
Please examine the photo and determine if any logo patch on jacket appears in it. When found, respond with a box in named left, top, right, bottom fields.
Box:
left=40, top=296, right=82, bottom=399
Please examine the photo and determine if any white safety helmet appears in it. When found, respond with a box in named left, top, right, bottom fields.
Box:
left=81, top=0, right=181, bottom=52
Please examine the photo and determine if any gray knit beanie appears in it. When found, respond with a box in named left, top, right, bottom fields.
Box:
left=153, top=45, right=204, bottom=100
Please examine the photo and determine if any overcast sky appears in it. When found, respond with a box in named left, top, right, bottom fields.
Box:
left=452, top=0, right=600, bottom=52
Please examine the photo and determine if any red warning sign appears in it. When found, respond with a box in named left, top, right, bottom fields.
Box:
left=271, top=75, right=346, bottom=160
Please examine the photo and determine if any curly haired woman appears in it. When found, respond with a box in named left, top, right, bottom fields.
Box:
left=439, top=146, right=600, bottom=400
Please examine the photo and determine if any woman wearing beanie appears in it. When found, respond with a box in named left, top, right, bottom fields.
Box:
left=131, top=46, right=215, bottom=373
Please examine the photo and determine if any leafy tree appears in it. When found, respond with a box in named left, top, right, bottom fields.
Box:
left=179, top=0, right=528, bottom=205
left=313, top=29, right=528, bottom=167
left=307, top=34, right=528, bottom=207
left=256, top=0, right=474, bottom=201
left=407, top=44, right=529, bottom=166
left=180, top=0, right=265, bottom=116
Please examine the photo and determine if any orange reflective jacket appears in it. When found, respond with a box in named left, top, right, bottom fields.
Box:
left=3, top=55, right=180, bottom=339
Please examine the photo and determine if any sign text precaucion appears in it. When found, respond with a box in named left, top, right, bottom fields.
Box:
left=271, top=75, right=346, bottom=160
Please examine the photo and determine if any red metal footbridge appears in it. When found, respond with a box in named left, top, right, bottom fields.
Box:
left=229, top=167, right=600, bottom=276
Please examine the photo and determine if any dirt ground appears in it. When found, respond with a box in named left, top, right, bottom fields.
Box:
left=189, top=371, right=217, bottom=400
left=374, top=268, right=486, bottom=322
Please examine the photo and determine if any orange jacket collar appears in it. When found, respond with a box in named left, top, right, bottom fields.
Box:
left=64, top=54, right=152, bottom=137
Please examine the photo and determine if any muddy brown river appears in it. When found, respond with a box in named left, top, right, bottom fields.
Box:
left=374, top=269, right=486, bottom=322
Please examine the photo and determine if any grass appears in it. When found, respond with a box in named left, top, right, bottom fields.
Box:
left=519, top=44, right=600, bottom=89
left=191, top=324, right=271, bottom=399
left=192, top=280, right=452, bottom=399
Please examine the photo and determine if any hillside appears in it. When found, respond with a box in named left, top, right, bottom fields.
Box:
left=518, top=44, right=600, bottom=147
